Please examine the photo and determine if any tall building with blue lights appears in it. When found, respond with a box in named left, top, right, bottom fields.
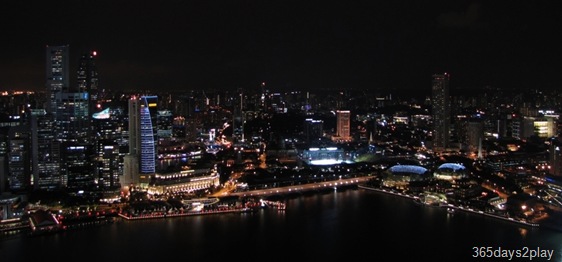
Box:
left=139, top=96, right=158, bottom=174
left=123, top=95, right=158, bottom=192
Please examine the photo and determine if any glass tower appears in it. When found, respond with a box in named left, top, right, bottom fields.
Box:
left=45, top=45, right=70, bottom=115
left=139, top=96, right=158, bottom=174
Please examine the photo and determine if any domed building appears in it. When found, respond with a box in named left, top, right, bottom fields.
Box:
left=433, top=163, right=467, bottom=181
left=382, top=164, right=430, bottom=191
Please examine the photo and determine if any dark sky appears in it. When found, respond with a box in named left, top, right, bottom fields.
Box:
left=1, top=0, right=561, bottom=94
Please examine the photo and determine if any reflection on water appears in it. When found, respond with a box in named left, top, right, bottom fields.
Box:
left=2, top=188, right=562, bottom=261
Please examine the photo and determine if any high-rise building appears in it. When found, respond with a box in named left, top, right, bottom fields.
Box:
left=139, top=96, right=158, bottom=175
left=55, top=92, right=90, bottom=143
left=550, top=137, right=562, bottom=177
left=45, top=45, right=70, bottom=115
left=77, top=50, right=99, bottom=105
left=62, top=143, right=94, bottom=190
left=7, top=126, right=31, bottom=192
left=431, top=73, right=451, bottom=151
left=157, top=110, right=173, bottom=139
left=233, top=88, right=244, bottom=142
left=334, top=110, right=351, bottom=142
left=95, top=140, right=121, bottom=190
left=304, top=118, right=324, bottom=144
left=29, top=109, right=61, bottom=191
left=122, top=95, right=158, bottom=191
left=77, top=50, right=100, bottom=139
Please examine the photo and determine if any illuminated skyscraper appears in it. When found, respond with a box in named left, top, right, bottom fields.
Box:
left=139, top=96, right=158, bottom=174
left=431, top=73, right=451, bottom=151
left=123, top=95, right=158, bottom=191
left=7, top=126, right=31, bottom=191
left=335, top=110, right=351, bottom=142
left=29, top=109, right=62, bottom=190
left=233, top=88, right=244, bottom=142
left=45, top=45, right=70, bottom=115
left=77, top=50, right=100, bottom=116
left=55, top=92, right=90, bottom=143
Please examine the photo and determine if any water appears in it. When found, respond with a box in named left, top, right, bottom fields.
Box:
left=2, top=188, right=562, bottom=262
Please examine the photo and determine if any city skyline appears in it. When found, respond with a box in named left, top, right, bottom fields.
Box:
left=1, top=1, right=561, bottom=93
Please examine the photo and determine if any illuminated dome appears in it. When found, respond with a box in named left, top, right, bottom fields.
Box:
left=383, top=165, right=430, bottom=189
left=434, top=163, right=467, bottom=181
left=388, top=165, right=428, bottom=175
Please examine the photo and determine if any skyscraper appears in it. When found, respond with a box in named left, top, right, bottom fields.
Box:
left=549, top=137, right=562, bottom=177
left=304, top=118, right=324, bottom=144
left=55, top=92, right=90, bottom=143
left=123, top=96, right=139, bottom=189
left=122, top=95, right=158, bottom=191
left=77, top=50, right=100, bottom=120
left=431, top=73, right=451, bottom=151
left=45, top=45, right=70, bottom=115
left=139, top=95, right=158, bottom=175
left=233, top=88, right=244, bottom=142
left=7, top=126, right=31, bottom=192
left=29, top=109, right=61, bottom=191
left=334, top=110, right=351, bottom=142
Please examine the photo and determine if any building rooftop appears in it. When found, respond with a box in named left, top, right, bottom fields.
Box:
left=388, top=165, right=428, bottom=175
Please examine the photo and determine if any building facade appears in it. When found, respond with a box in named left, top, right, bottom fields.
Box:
left=431, top=73, right=451, bottom=151
left=334, top=110, right=351, bottom=142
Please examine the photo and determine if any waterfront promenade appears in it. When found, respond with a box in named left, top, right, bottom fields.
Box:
left=118, top=206, right=252, bottom=221
left=357, top=184, right=540, bottom=228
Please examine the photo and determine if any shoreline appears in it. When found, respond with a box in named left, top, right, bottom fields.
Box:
left=118, top=207, right=253, bottom=221
left=357, top=184, right=541, bottom=228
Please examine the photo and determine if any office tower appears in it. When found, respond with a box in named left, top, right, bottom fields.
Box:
left=77, top=50, right=100, bottom=139
left=466, top=120, right=484, bottom=154
left=62, top=143, right=94, bottom=190
left=46, top=45, right=70, bottom=115
left=431, top=73, right=451, bottom=151
left=550, top=137, right=562, bottom=176
left=139, top=96, right=158, bottom=175
left=54, top=92, right=91, bottom=190
left=233, top=88, right=244, bottom=142
left=259, top=82, right=270, bottom=112
left=29, top=109, right=62, bottom=190
left=304, top=118, right=324, bottom=144
left=123, top=95, right=158, bottom=191
left=157, top=110, right=173, bottom=139
left=123, top=97, right=140, bottom=191
left=55, top=92, right=90, bottom=143
left=77, top=50, right=99, bottom=103
left=96, top=140, right=121, bottom=190
left=7, top=126, right=31, bottom=192
left=335, top=110, right=351, bottom=142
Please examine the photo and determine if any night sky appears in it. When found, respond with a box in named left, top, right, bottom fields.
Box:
left=1, top=0, right=561, bottom=94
